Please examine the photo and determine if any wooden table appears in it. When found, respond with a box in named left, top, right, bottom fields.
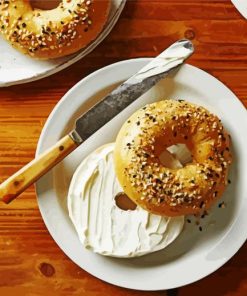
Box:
left=0, top=1, right=246, bottom=295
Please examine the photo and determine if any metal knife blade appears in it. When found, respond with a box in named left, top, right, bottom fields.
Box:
left=70, top=39, right=194, bottom=143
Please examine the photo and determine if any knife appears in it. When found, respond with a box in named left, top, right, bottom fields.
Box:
left=0, top=39, right=194, bottom=204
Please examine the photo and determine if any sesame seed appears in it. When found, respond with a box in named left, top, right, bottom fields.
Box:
left=218, top=202, right=226, bottom=208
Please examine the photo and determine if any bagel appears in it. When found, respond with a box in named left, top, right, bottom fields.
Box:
left=114, top=100, right=232, bottom=217
left=0, top=0, right=110, bottom=59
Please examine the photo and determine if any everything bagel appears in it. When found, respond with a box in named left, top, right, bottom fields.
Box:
left=114, top=100, right=232, bottom=217
left=0, top=0, right=110, bottom=59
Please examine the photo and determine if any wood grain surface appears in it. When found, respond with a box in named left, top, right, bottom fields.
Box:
left=0, top=0, right=247, bottom=295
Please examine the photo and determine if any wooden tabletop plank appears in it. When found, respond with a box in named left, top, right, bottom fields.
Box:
left=0, top=1, right=246, bottom=295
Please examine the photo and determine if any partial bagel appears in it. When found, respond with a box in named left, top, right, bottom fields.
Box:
left=0, top=0, right=110, bottom=59
left=114, top=100, right=232, bottom=217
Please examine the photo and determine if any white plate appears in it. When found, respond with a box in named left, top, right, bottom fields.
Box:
left=232, top=0, right=247, bottom=18
left=36, top=59, right=247, bottom=290
left=0, top=0, right=125, bottom=87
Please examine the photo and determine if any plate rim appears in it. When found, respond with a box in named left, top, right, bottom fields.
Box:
left=36, top=58, right=247, bottom=290
left=0, top=0, right=126, bottom=87
left=231, top=0, right=247, bottom=19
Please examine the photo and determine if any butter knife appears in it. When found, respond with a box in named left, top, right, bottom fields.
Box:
left=0, top=39, right=194, bottom=204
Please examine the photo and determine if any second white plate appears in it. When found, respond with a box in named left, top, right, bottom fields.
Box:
left=0, top=0, right=126, bottom=87
left=36, top=59, right=247, bottom=290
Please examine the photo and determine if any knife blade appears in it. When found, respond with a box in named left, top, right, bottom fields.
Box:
left=0, top=39, right=194, bottom=204
left=70, top=39, right=194, bottom=143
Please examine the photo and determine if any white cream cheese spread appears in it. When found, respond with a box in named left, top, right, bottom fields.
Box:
left=68, top=143, right=184, bottom=258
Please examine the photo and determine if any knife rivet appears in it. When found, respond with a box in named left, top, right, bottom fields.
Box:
left=14, top=181, right=19, bottom=186
left=184, top=29, right=195, bottom=40
left=59, top=145, right=64, bottom=151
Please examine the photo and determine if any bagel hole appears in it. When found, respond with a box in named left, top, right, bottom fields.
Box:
left=30, top=0, right=62, bottom=10
left=159, top=144, right=192, bottom=168
left=115, top=192, right=137, bottom=211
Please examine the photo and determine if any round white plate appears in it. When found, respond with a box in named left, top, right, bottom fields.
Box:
left=36, top=59, right=247, bottom=290
left=231, top=0, right=247, bottom=19
left=0, top=0, right=125, bottom=87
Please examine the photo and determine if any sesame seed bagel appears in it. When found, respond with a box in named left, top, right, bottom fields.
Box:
left=114, top=100, right=232, bottom=217
left=0, top=0, right=110, bottom=59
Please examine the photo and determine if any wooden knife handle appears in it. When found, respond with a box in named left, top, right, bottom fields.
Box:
left=0, top=135, right=78, bottom=204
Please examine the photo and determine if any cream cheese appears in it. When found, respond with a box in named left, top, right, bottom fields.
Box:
left=68, top=143, right=184, bottom=258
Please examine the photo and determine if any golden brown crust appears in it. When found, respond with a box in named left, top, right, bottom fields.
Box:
left=0, top=0, right=110, bottom=59
left=114, top=100, right=232, bottom=217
